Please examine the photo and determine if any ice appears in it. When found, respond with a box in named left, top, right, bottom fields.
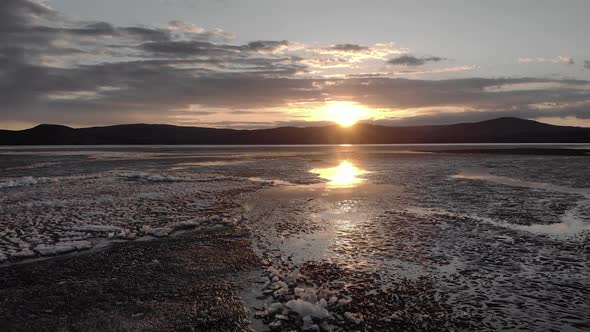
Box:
left=452, top=168, right=590, bottom=198
left=5, top=162, right=59, bottom=170
left=267, top=302, right=283, bottom=314
left=405, top=205, right=590, bottom=238
left=510, top=202, right=590, bottom=237
left=125, top=173, right=186, bottom=182
left=0, top=176, right=58, bottom=188
left=72, top=224, right=125, bottom=232
left=10, top=249, right=36, bottom=258
left=344, top=312, right=363, bottom=324
left=302, top=315, right=319, bottom=331
left=295, top=287, right=318, bottom=302
left=0, top=168, right=263, bottom=263
left=0, top=150, right=174, bottom=160
left=285, top=299, right=329, bottom=319
left=145, top=227, right=173, bottom=237
left=172, top=219, right=204, bottom=230
left=34, top=240, right=93, bottom=256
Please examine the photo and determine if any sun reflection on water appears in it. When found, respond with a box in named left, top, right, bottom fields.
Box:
left=310, top=160, right=367, bottom=188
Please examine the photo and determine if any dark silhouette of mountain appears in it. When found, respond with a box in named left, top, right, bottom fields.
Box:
left=1, top=117, right=589, bottom=145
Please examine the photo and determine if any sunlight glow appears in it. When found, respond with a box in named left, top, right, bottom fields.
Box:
left=310, top=160, right=367, bottom=188
left=323, top=101, right=368, bottom=127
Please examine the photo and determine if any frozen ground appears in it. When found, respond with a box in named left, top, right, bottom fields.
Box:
left=0, top=144, right=589, bottom=331
left=0, top=169, right=264, bottom=262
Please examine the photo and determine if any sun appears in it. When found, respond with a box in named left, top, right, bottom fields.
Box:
left=323, top=101, right=368, bottom=127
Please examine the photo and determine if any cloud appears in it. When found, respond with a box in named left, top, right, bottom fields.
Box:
left=518, top=56, right=575, bottom=65
left=387, top=55, right=445, bottom=66
left=166, top=20, right=235, bottom=41
left=245, top=40, right=289, bottom=52
left=324, top=44, right=369, bottom=52
left=1, top=0, right=589, bottom=129
left=585, top=60, right=590, bottom=70
left=139, top=40, right=240, bottom=57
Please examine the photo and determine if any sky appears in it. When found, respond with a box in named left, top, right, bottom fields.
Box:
left=1, top=0, right=590, bottom=130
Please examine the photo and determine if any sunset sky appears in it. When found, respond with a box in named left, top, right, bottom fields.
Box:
left=2, top=0, right=590, bottom=130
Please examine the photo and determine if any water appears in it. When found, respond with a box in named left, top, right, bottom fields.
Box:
left=1, top=144, right=589, bottom=330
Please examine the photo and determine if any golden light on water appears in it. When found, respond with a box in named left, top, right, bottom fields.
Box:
left=323, top=101, right=368, bottom=127
left=310, top=160, right=367, bottom=188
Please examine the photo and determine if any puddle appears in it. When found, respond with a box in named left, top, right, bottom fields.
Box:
left=309, top=160, right=368, bottom=188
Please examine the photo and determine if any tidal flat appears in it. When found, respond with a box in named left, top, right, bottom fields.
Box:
left=0, top=144, right=589, bottom=331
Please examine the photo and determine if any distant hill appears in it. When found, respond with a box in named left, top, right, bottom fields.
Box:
left=1, top=117, right=589, bottom=145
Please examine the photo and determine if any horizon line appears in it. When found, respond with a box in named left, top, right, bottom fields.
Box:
left=1, top=116, right=582, bottom=132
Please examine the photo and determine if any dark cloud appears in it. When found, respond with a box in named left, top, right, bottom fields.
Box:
left=325, top=44, right=369, bottom=52
left=387, top=55, right=445, bottom=66
left=0, top=0, right=57, bottom=32
left=585, top=60, right=590, bottom=70
left=121, top=27, right=170, bottom=41
left=245, top=40, right=288, bottom=51
left=139, top=40, right=239, bottom=56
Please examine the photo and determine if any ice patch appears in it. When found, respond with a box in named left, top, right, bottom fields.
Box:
left=34, top=240, right=92, bottom=256
left=404, top=205, right=590, bottom=239
left=295, top=287, right=319, bottom=303
left=72, top=224, right=125, bottom=232
left=0, top=176, right=58, bottom=189
left=174, top=160, right=250, bottom=168
left=0, top=151, right=174, bottom=160
left=125, top=173, right=186, bottom=182
left=10, top=249, right=36, bottom=258
left=6, top=162, right=59, bottom=170
left=510, top=200, right=590, bottom=237
left=452, top=168, right=590, bottom=198
left=248, top=177, right=295, bottom=186
left=143, top=226, right=173, bottom=237
left=172, top=219, right=204, bottom=230
left=285, top=299, right=330, bottom=319
left=121, top=172, right=234, bottom=183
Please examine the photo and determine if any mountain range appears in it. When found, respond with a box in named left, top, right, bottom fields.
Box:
left=1, top=117, right=589, bottom=145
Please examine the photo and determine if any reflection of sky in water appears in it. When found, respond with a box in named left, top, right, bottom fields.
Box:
left=310, top=160, right=367, bottom=188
